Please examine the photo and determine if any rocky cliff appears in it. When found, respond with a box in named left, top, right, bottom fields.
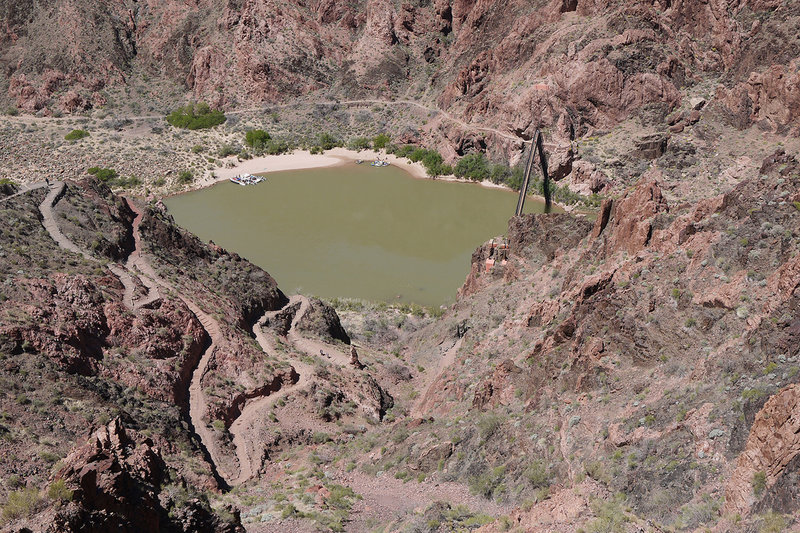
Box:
left=2, top=0, right=798, bottom=142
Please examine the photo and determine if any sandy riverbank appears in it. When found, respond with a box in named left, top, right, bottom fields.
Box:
left=206, top=148, right=569, bottom=211
left=207, top=147, right=430, bottom=184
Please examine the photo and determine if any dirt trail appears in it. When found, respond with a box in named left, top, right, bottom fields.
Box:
left=228, top=294, right=357, bottom=484
left=0, top=180, right=46, bottom=204
left=39, top=182, right=92, bottom=259
left=229, top=314, right=314, bottom=484
left=342, top=470, right=512, bottom=528
left=123, top=199, right=235, bottom=487
left=123, top=202, right=161, bottom=309
left=410, top=337, right=464, bottom=418
left=37, top=181, right=155, bottom=313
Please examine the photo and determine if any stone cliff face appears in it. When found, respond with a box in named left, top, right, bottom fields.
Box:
left=2, top=0, right=798, bottom=143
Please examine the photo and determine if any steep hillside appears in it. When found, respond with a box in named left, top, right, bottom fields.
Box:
left=336, top=149, right=800, bottom=531
left=2, top=0, right=798, bottom=141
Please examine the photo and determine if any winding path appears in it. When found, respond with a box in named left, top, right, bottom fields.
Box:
left=228, top=294, right=355, bottom=484
left=37, top=183, right=231, bottom=485
left=123, top=199, right=236, bottom=487
left=0, top=180, right=47, bottom=204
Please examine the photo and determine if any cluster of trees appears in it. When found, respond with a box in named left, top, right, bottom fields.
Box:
left=166, top=103, right=226, bottom=130
left=390, top=145, right=452, bottom=177
left=244, top=129, right=290, bottom=155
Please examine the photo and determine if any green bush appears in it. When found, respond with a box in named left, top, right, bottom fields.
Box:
left=373, top=133, right=390, bottom=149
left=166, top=102, right=226, bottom=130
left=454, top=152, right=491, bottom=181
left=245, top=129, right=271, bottom=149
left=0, top=178, right=17, bottom=187
left=65, top=129, right=90, bottom=141
left=178, top=170, right=194, bottom=184
left=5, top=107, right=19, bottom=116
left=218, top=143, right=238, bottom=157
left=47, top=480, right=73, bottom=503
left=191, top=145, right=205, bottom=154
left=348, top=137, right=371, bottom=150
left=318, top=133, right=342, bottom=151
left=752, top=471, right=767, bottom=496
left=87, top=167, right=118, bottom=182
left=2, top=487, right=42, bottom=521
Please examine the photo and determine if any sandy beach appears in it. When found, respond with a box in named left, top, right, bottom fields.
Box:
left=206, top=147, right=522, bottom=193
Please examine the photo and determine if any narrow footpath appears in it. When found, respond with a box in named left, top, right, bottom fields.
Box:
left=228, top=294, right=354, bottom=484
left=123, top=199, right=236, bottom=487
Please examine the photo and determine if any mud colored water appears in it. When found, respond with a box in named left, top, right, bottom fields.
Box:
left=165, top=164, right=553, bottom=306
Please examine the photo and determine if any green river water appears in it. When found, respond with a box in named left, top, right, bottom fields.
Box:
left=164, top=163, right=553, bottom=307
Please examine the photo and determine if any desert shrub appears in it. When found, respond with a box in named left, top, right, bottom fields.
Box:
left=348, top=137, right=371, bottom=150
left=65, top=129, right=90, bottom=141
left=752, top=471, right=767, bottom=496
left=0, top=178, right=16, bottom=186
left=177, top=170, right=194, bottom=184
left=525, top=460, right=550, bottom=488
left=166, top=102, right=225, bottom=130
left=47, top=480, right=73, bottom=503
left=373, top=133, right=390, bottom=149
left=469, top=466, right=507, bottom=499
left=218, top=143, right=238, bottom=157
left=191, top=145, right=205, bottom=154
left=5, top=107, right=19, bottom=116
left=318, top=133, right=342, bottom=151
left=1, top=487, right=43, bottom=521
left=245, top=129, right=271, bottom=149
left=87, top=167, right=118, bottom=182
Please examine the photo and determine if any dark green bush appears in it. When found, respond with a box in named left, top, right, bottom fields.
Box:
left=318, top=133, right=342, bottom=151
left=348, top=137, right=371, bottom=150
left=166, top=102, right=226, bottom=130
left=373, top=133, right=391, bottom=149
left=178, top=170, right=194, bottom=184
left=65, top=129, right=90, bottom=141
left=245, top=129, right=271, bottom=149
left=454, top=152, right=490, bottom=181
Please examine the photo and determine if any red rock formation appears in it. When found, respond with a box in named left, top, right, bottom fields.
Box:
left=724, top=384, right=800, bottom=516
left=593, top=175, right=669, bottom=255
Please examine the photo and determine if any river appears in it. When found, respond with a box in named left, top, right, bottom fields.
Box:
left=164, top=162, right=553, bottom=307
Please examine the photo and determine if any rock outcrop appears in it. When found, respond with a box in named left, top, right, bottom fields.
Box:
left=724, top=384, right=800, bottom=517
left=45, top=419, right=243, bottom=533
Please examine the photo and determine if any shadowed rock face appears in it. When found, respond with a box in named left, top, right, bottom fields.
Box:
left=296, top=297, right=351, bottom=345
left=49, top=419, right=243, bottom=533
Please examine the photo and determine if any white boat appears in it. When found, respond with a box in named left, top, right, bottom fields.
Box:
left=230, top=173, right=265, bottom=186
left=370, top=160, right=390, bottom=167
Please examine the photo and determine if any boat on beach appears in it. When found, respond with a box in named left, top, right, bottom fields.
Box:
left=230, top=173, right=265, bottom=186
left=370, top=160, right=390, bottom=167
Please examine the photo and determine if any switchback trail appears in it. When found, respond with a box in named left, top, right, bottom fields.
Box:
left=39, top=185, right=232, bottom=487
left=124, top=199, right=235, bottom=488
left=228, top=294, right=355, bottom=484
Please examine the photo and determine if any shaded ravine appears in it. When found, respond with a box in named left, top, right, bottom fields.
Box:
left=123, top=199, right=235, bottom=488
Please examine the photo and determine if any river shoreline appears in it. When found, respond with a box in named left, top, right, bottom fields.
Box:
left=198, top=147, right=559, bottom=209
